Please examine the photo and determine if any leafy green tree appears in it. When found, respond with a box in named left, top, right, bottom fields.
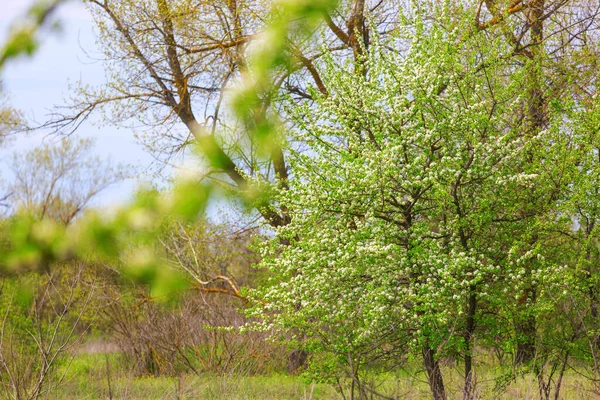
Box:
left=475, top=0, right=600, bottom=368
left=248, top=4, right=589, bottom=398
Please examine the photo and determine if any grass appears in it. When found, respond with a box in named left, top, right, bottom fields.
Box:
left=43, top=352, right=598, bottom=399
left=48, top=353, right=337, bottom=399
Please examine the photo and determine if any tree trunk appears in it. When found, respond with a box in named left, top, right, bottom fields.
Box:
left=585, top=249, right=600, bottom=351
left=515, top=0, right=545, bottom=368
left=287, top=349, right=308, bottom=374
left=463, top=289, right=477, bottom=400
left=515, top=315, right=536, bottom=365
left=515, top=283, right=537, bottom=365
left=422, top=340, right=447, bottom=400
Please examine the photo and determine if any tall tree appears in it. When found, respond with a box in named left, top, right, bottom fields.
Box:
left=8, top=138, right=122, bottom=225
left=475, top=0, right=600, bottom=366
left=42, top=0, right=400, bottom=227
left=248, top=8, right=570, bottom=397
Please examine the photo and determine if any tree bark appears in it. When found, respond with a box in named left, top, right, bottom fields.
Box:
left=515, top=0, right=545, bottom=367
left=287, top=349, right=308, bottom=374
left=515, top=296, right=537, bottom=365
left=463, top=288, right=477, bottom=400
left=422, top=340, right=447, bottom=400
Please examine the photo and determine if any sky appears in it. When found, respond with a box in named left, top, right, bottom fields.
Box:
left=0, top=0, right=155, bottom=208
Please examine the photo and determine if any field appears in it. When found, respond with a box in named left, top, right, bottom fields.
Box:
left=43, top=350, right=597, bottom=400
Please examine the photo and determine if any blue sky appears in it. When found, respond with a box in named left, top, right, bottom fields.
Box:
left=0, top=0, right=154, bottom=207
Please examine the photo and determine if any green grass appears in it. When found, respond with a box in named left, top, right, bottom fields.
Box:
left=44, top=352, right=598, bottom=399
left=48, top=353, right=337, bottom=399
